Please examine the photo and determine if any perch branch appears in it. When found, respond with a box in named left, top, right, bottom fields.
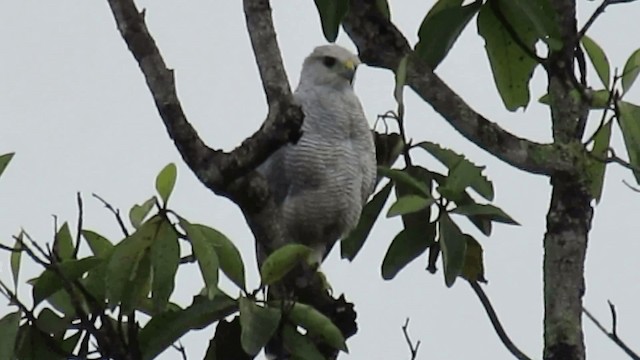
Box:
left=583, top=303, right=640, bottom=359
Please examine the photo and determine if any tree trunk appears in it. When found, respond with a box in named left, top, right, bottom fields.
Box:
left=544, top=173, right=592, bottom=360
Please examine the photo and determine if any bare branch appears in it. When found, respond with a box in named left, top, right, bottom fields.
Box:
left=106, top=0, right=302, bottom=206
left=401, top=318, right=421, bottom=360
left=578, top=0, right=638, bottom=40
left=92, top=193, right=130, bottom=237
left=583, top=304, right=640, bottom=359
left=469, top=281, right=532, bottom=360
left=74, top=192, right=84, bottom=258
left=342, top=0, right=574, bottom=176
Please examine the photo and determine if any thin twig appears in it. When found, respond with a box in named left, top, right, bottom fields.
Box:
left=578, top=0, right=638, bottom=40
left=583, top=304, right=640, bottom=359
left=74, top=192, right=84, bottom=258
left=622, top=179, right=640, bottom=192
left=172, top=341, right=188, bottom=360
left=401, top=318, right=420, bottom=360
left=92, top=193, right=129, bottom=237
left=469, top=281, right=532, bottom=360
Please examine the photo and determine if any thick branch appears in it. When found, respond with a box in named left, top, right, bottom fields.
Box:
left=342, top=0, right=573, bottom=176
left=106, top=0, right=302, bottom=204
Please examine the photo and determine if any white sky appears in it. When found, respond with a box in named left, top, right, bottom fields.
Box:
left=1, top=1, right=639, bottom=359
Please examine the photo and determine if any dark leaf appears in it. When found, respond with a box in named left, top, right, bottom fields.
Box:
left=0, top=152, right=15, bottom=179
left=82, top=230, right=113, bottom=257
left=10, top=234, right=23, bottom=290
left=121, top=249, right=152, bottom=313
left=53, top=222, right=74, bottom=260
left=32, top=257, right=102, bottom=305
left=387, top=194, right=434, bottom=218
left=461, top=235, right=486, bottom=283
left=477, top=2, right=539, bottom=111
left=377, top=166, right=430, bottom=197
left=415, top=0, right=482, bottom=69
left=381, top=225, right=436, bottom=280
left=374, top=132, right=404, bottom=169
left=35, top=308, right=67, bottom=337
left=139, top=294, right=238, bottom=360
left=239, top=297, right=281, bottom=355
left=439, top=213, right=467, bottom=287
left=282, top=324, right=324, bottom=360
left=415, top=141, right=493, bottom=200
left=289, top=302, right=347, bottom=352
left=451, top=203, right=519, bottom=225
left=0, top=312, right=20, bottom=360
left=341, top=181, right=393, bottom=261
left=313, top=0, right=349, bottom=42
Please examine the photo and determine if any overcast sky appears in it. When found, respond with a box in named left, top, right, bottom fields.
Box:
left=1, top=1, right=640, bottom=359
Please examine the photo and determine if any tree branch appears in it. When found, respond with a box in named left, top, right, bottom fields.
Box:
left=401, top=318, right=420, bottom=360
left=578, top=0, right=638, bottom=40
left=469, top=281, right=532, bottom=360
left=105, top=0, right=302, bottom=206
left=583, top=303, right=640, bottom=360
left=342, top=0, right=574, bottom=176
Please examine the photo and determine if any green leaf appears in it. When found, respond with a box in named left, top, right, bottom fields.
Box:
left=501, top=0, right=560, bottom=50
left=617, top=101, right=640, bottom=183
left=341, top=181, right=393, bottom=261
left=590, top=89, right=612, bottom=109
left=381, top=225, right=436, bottom=280
left=53, top=222, right=74, bottom=260
left=387, top=194, right=434, bottom=218
left=313, top=0, right=349, bottom=42
left=622, top=49, right=640, bottom=93
left=260, top=244, right=312, bottom=285
left=129, top=197, right=157, bottom=229
left=477, top=2, right=538, bottom=111
left=156, top=163, right=177, bottom=206
left=416, top=142, right=494, bottom=200
left=239, top=297, right=281, bottom=356
left=439, top=213, right=467, bottom=287
left=106, top=216, right=161, bottom=305
left=461, top=235, right=486, bottom=283
left=415, top=0, right=482, bottom=69
left=139, top=294, right=238, bottom=360
left=0, top=153, right=15, bottom=179
left=190, top=223, right=246, bottom=291
left=10, top=234, right=23, bottom=290
left=181, top=221, right=220, bottom=298
left=282, top=325, right=324, bottom=360
left=150, top=219, right=180, bottom=312
left=582, top=35, right=610, bottom=88
left=121, top=248, right=152, bottom=313
left=32, top=257, right=103, bottom=305
left=377, top=166, right=431, bottom=197
left=289, top=302, right=347, bottom=352
left=0, top=312, right=20, bottom=360
left=588, top=120, right=613, bottom=203
left=82, top=230, right=113, bottom=257
left=35, top=308, right=67, bottom=337
left=451, top=203, right=519, bottom=225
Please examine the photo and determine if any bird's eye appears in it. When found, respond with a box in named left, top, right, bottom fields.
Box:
left=322, top=56, right=336, bottom=68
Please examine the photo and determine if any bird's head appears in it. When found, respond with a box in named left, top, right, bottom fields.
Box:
left=299, top=44, right=361, bottom=88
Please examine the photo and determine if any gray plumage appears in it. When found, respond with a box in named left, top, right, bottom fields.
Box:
left=258, top=44, right=376, bottom=264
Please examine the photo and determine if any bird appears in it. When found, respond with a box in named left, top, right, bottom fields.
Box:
left=257, top=44, right=377, bottom=267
